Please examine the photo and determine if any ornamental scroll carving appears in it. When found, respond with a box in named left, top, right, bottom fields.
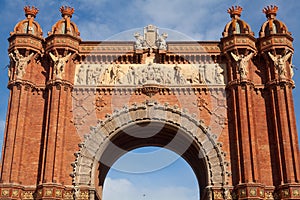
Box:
left=75, top=63, right=226, bottom=86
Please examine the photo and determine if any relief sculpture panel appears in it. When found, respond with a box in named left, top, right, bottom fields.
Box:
left=75, top=63, right=226, bottom=86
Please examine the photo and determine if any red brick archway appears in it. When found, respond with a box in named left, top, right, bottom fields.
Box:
left=72, top=102, right=229, bottom=200
left=1, top=4, right=300, bottom=200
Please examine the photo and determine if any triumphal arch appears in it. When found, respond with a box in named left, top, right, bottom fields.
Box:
left=0, top=4, right=299, bottom=200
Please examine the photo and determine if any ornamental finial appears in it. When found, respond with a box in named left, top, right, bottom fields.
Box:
left=227, top=6, right=243, bottom=18
left=60, top=6, right=74, bottom=17
left=263, top=5, right=278, bottom=18
left=24, top=6, right=39, bottom=18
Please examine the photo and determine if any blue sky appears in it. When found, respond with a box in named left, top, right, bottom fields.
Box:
left=0, top=0, right=299, bottom=199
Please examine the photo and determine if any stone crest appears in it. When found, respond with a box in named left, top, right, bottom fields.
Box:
left=134, top=24, right=168, bottom=50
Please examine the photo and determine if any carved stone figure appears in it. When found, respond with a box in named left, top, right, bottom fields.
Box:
left=76, top=65, right=101, bottom=85
left=49, top=52, right=72, bottom=79
left=205, top=64, right=215, bottom=84
left=193, top=65, right=206, bottom=84
left=88, top=68, right=101, bottom=85
left=8, top=56, right=14, bottom=79
left=231, top=52, right=254, bottom=80
left=76, top=67, right=85, bottom=84
left=134, top=32, right=144, bottom=50
left=126, top=66, right=134, bottom=84
left=268, top=51, right=293, bottom=79
left=134, top=25, right=168, bottom=51
left=164, top=69, right=172, bottom=84
left=101, top=66, right=111, bottom=84
left=156, top=33, right=168, bottom=50
left=174, top=64, right=186, bottom=84
left=94, top=66, right=102, bottom=84
left=215, top=64, right=225, bottom=84
left=191, top=64, right=225, bottom=84
left=153, top=66, right=163, bottom=83
left=9, top=49, right=34, bottom=79
left=110, top=64, right=124, bottom=84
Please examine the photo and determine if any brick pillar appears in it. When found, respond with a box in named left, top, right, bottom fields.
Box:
left=221, top=17, right=267, bottom=196
left=0, top=47, right=42, bottom=185
left=0, top=84, right=22, bottom=183
left=42, top=16, right=80, bottom=185
left=42, top=55, right=74, bottom=184
left=229, top=83, right=259, bottom=183
left=264, top=54, right=300, bottom=184
left=258, top=30, right=300, bottom=198
left=222, top=33, right=260, bottom=183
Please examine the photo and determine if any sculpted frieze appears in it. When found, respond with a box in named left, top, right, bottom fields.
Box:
left=75, top=63, right=226, bottom=86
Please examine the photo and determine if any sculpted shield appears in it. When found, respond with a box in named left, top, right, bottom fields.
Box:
left=144, top=24, right=158, bottom=48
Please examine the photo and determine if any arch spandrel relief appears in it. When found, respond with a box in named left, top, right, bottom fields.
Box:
left=74, top=63, right=226, bottom=86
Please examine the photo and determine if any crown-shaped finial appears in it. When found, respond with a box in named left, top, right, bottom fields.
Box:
left=60, top=6, right=74, bottom=17
left=24, top=6, right=39, bottom=18
left=263, top=5, right=278, bottom=17
left=227, top=6, right=243, bottom=17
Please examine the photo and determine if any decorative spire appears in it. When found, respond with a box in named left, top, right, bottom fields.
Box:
left=24, top=6, right=39, bottom=18
left=227, top=6, right=243, bottom=18
left=263, top=5, right=278, bottom=18
left=60, top=6, right=74, bottom=18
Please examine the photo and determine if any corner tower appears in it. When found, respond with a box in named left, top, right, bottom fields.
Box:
left=40, top=5, right=81, bottom=196
left=1, top=5, right=45, bottom=195
left=221, top=4, right=260, bottom=185
left=258, top=5, right=300, bottom=198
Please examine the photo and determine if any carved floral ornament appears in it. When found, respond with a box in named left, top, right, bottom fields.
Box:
left=75, top=63, right=226, bottom=86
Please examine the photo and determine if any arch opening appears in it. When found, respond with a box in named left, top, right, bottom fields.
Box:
left=102, top=146, right=200, bottom=200
left=73, top=103, right=228, bottom=200
left=96, top=121, right=208, bottom=199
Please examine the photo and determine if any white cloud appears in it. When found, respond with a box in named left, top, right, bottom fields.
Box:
left=103, top=177, right=198, bottom=200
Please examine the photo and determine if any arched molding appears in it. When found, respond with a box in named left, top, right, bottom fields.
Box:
left=71, top=101, right=230, bottom=199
